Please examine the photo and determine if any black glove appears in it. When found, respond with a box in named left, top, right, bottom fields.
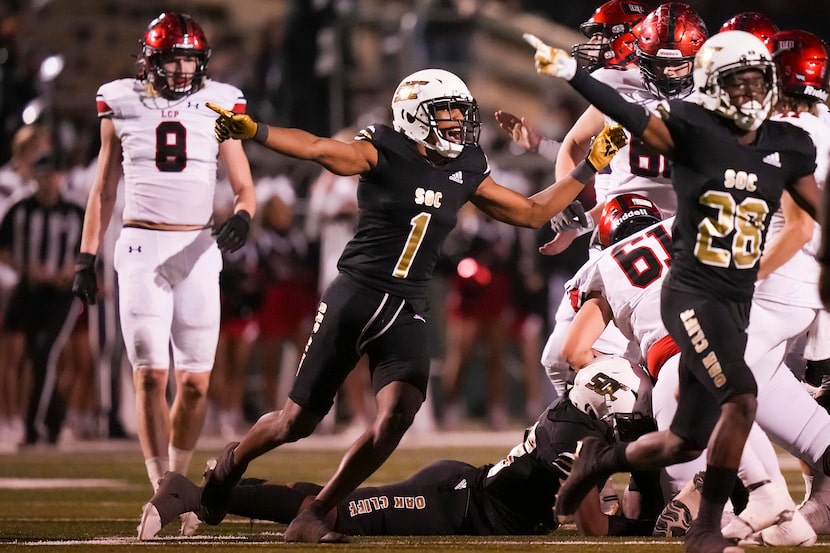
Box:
left=72, top=252, right=98, bottom=305
left=213, top=210, right=252, bottom=253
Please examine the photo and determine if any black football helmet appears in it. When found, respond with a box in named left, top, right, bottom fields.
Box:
left=140, top=12, right=211, bottom=99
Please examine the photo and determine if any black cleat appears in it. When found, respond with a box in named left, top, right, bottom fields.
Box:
left=284, top=508, right=350, bottom=543
left=553, top=437, right=614, bottom=522
left=683, top=520, right=744, bottom=553
left=200, top=441, right=246, bottom=525
left=137, top=471, right=202, bottom=540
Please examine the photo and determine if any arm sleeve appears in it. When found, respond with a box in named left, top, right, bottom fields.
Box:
left=569, top=70, right=651, bottom=138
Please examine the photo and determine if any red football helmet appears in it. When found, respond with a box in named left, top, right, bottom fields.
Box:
left=772, top=30, right=830, bottom=102
left=140, top=12, right=211, bottom=99
left=636, top=2, right=708, bottom=98
left=596, top=193, right=662, bottom=248
left=572, top=0, right=654, bottom=72
left=719, top=12, right=778, bottom=52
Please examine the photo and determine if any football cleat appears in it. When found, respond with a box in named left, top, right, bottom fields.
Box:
left=653, top=471, right=704, bottom=537
left=200, top=441, right=246, bottom=525
left=684, top=520, right=745, bottom=553
left=741, top=509, right=816, bottom=547
left=137, top=471, right=202, bottom=540
left=179, top=511, right=201, bottom=537
left=799, top=497, right=830, bottom=534
left=721, top=481, right=795, bottom=541
left=553, top=437, right=614, bottom=521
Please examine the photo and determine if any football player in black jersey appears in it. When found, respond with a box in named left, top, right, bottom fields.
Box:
left=138, top=357, right=662, bottom=539
left=526, top=30, right=823, bottom=553
left=189, top=69, right=627, bottom=543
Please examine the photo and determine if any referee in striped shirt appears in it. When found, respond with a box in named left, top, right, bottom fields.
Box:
left=0, top=147, right=85, bottom=445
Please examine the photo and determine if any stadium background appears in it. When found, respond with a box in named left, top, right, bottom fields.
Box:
left=1, top=0, right=830, bottom=550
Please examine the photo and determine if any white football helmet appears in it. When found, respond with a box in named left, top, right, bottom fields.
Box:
left=693, top=30, right=778, bottom=131
left=569, top=355, right=655, bottom=441
left=391, top=68, right=481, bottom=159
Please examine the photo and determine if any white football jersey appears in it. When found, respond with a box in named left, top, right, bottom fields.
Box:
left=96, top=78, right=246, bottom=225
left=755, top=111, right=830, bottom=308
left=593, top=67, right=678, bottom=216
left=569, top=218, right=674, bottom=363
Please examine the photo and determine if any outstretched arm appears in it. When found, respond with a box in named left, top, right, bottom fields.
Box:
left=208, top=102, right=378, bottom=176
left=525, top=34, right=674, bottom=157
left=472, top=124, right=626, bottom=228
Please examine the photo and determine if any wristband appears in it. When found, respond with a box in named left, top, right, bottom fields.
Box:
left=537, top=137, right=562, bottom=162
left=253, top=123, right=269, bottom=144
left=570, top=160, right=597, bottom=184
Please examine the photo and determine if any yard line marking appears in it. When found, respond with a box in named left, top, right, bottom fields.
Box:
left=0, top=478, right=128, bottom=489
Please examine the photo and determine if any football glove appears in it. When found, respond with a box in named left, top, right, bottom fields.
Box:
left=586, top=123, right=627, bottom=172
left=206, top=102, right=266, bottom=143
left=213, top=210, right=252, bottom=253
left=524, top=33, right=577, bottom=80
left=72, top=253, right=98, bottom=305
left=550, top=200, right=593, bottom=234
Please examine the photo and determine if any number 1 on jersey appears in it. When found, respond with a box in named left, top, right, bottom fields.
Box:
left=393, top=212, right=431, bottom=278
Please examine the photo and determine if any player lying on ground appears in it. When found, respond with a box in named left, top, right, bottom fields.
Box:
left=138, top=357, right=662, bottom=539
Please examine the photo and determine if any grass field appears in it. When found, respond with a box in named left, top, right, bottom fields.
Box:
left=1, top=434, right=829, bottom=552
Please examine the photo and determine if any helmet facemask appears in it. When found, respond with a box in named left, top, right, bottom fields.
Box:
left=638, top=52, right=696, bottom=98
left=702, top=64, right=777, bottom=131
left=573, top=22, right=635, bottom=72
left=423, top=98, right=481, bottom=158
left=145, top=48, right=209, bottom=99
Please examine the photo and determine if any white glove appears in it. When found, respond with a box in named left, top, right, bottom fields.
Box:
left=550, top=200, right=594, bottom=234
left=523, top=33, right=577, bottom=81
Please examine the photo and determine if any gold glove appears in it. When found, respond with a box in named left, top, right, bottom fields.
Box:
left=206, top=102, right=259, bottom=142
left=586, top=123, right=627, bottom=171
left=523, top=33, right=577, bottom=80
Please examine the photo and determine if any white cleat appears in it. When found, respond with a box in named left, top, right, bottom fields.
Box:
left=799, top=497, right=830, bottom=534
left=722, top=482, right=795, bottom=541
left=137, top=502, right=162, bottom=540
left=179, top=511, right=201, bottom=537
left=740, top=509, right=817, bottom=547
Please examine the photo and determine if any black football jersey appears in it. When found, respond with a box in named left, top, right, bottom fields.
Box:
left=337, top=124, right=489, bottom=308
left=661, top=101, right=816, bottom=301
left=480, top=397, right=613, bottom=533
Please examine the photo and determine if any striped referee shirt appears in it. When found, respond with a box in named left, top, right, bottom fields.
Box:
left=0, top=193, right=84, bottom=283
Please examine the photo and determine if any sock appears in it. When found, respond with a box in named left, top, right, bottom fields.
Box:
left=697, top=465, right=738, bottom=528
left=596, top=441, right=631, bottom=474
left=169, top=445, right=193, bottom=475
left=803, top=474, right=814, bottom=502
left=227, top=478, right=309, bottom=523
left=145, top=456, right=169, bottom=492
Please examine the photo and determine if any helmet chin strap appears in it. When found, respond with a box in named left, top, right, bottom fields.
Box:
left=734, top=99, right=767, bottom=130
left=424, top=129, right=462, bottom=159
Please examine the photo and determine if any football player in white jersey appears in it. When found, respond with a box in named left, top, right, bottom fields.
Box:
left=746, top=30, right=830, bottom=535
left=561, top=196, right=819, bottom=545
left=502, top=3, right=708, bottom=398
left=70, top=12, right=256, bottom=537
